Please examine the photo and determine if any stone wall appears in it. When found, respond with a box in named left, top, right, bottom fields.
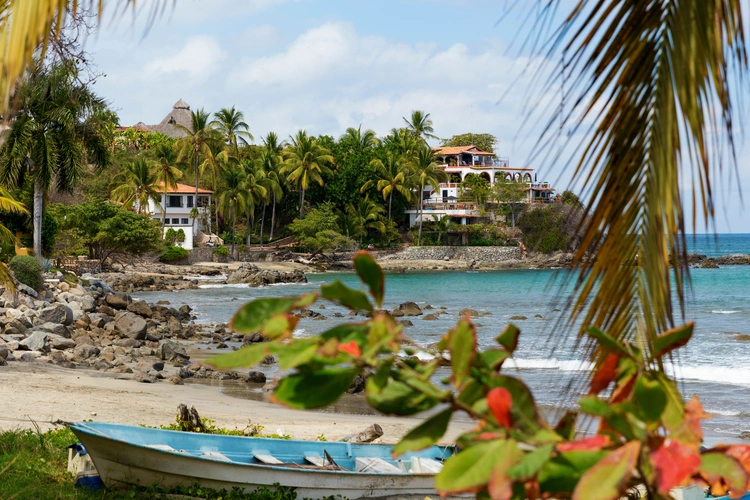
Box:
left=187, top=248, right=276, bottom=264
left=381, top=246, right=521, bottom=262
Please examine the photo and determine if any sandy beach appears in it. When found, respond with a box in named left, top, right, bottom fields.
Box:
left=1, top=362, right=473, bottom=444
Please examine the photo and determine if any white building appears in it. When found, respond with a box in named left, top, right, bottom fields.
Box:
left=406, top=145, right=556, bottom=226
left=145, top=183, right=213, bottom=249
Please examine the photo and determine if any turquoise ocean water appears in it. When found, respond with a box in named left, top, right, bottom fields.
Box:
left=135, top=234, right=750, bottom=445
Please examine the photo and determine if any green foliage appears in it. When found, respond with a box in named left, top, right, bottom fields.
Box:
left=441, top=133, right=498, bottom=153
left=8, top=255, right=42, bottom=290
left=115, top=128, right=176, bottom=152
left=288, top=203, right=355, bottom=253
left=214, top=245, right=229, bottom=256
left=206, top=253, right=750, bottom=500
left=560, top=190, right=584, bottom=211
left=517, top=204, right=583, bottom=254
left=164, top=228, right=177, bottom=245
left=49, top=202, right=161, bottom=263
left=159, top=245, right=189, bottom=263
left=175, top=229, right=186, bottom=242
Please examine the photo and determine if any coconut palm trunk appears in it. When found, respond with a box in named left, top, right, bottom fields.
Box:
left=230, top=205, right=236, bottom=259
left=33, top=178, right=43, bottom=261
left=270, top=192, right=277, bottom=243
left=259, top=203, right=266, bottom=249
left=162, top=186, right=167, bottom=228
left=194, top=149, right=199, bottom=232
left=417, top=181, right=424, bottom=246
left=299, top=188, right=305, bottom=218
left=388, top=192, right=393, bottom=222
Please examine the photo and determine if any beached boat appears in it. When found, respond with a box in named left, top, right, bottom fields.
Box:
left=69, top=422, right=456, bottom=499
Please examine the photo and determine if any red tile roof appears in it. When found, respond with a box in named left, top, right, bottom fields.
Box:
left=158, top=182, right=213, bottom=194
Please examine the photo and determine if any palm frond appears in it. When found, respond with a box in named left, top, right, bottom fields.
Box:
left=543, top=0, right=747, bottom=368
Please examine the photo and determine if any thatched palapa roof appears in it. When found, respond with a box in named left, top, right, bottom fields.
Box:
left=136, top=99, right=193, bottom=139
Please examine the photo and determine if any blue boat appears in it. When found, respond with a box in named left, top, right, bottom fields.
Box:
left=69, top=422, right=456, bottom=498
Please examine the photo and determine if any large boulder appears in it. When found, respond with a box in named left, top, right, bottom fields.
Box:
left=156, top=339, right=188, bottom=362
left=36, top=322, right=69, bottom=337
left=458, top=308, right=479, bottom=317
left=48, top=334, right=76, bottom=350
left=226, top=263, right=307, bottom=286
left=114, top=312, right=147, bottom=340
left=105, top=294, right=129, bottom=310
left=0, top=343, right=8, bottom=359
left=395, top=302, right=423, bottom=316
left=19, top=331, right=47, bottom=352
left=73, top=343, right=99, bottom=360
left=127, top=301, right=152, bottom=318
left=37, top=304, right=73, bottom=326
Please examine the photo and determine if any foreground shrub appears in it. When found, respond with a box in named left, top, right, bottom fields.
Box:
left=214, top=245, right=229, bottom=256
left=9, top=255, right=42, bottom=290
left=159, top=245, right=189, bottom=263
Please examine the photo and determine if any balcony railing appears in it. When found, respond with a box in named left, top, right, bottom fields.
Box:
left=418, top=201, right=478, bottom=211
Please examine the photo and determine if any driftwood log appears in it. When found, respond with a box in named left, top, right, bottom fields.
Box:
left=176, top=404, right=206, bottom=433
left=336, top=424, right=383, bottom=444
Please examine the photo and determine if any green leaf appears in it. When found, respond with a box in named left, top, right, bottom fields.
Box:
left=366, top=365, right=439, bottom=416
left=272, top=367, right=359, bottom=409
left=572, top=441, right=640, bottom=500
left=261, top=314, right=298, bottom=339
left=488, top=375, right=541, bottom=434
left=651, top=323, right=693, bottom=360
left=478, top=349, right=511, bottom=371
left=578, top=396, right=636, bottom=440
left=230, top=298, right=297, bottom=333
left=507, top=443, right=555, bottom=480
left=272, top=340, right=319, bottom=370
left=392, top=407, right=453, bottom=456
left=353, top=251, right=385, bottom=308
left=206, top=342, right=271, bottom=369
left=496, top=324, right=520, bottom=353
left=320, top=323, right=369, bottom=344
left=585, top=327, right=634, bottom=360
left=457, top=379, right=485, bottom=407
left=435, top=439, right=522, bottom=494
left=554, top=411, right=578, bottom=440
left=633, top=375, right=666, bottom=423
left=700, top=453, right=748, bottom=494
left=654, top=373, right=685, bottom=430
left=321, top=280, right=373, bottom=311
left=448, top=319, right=476, bottom=388
left=538, top=451, right=609, bottom=494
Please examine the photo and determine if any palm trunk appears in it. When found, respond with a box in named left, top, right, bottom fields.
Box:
left=259, top=203, right=267, bottom=249
left=162, top=188, right=167, bottom=230
left=230, top=205, right=236, bottom=259
left=417, top=181, right=424, bottom=246
left=194, top=151, right=199, bottom=236
left=246, top=208, right=251, bottom=246
left=299, top=188, right=305, bottom=217
left=269, top=192, right=277, bottom=242
left=33, top=179, right=43, bottom=261
left=388, top=192, right=393, bottom=221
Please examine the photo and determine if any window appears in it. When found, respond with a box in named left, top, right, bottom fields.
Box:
left=187, top=196, right=194, bottom=208
left=181, top=218, right=189, bottom=225
left=167, top=195, right=183, bottom=208
left=171, top=218, right=180, bottom=225
left=197, top=196, right=209, bottom=208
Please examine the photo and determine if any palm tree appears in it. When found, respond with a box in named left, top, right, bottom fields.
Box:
left=261, top=132, right=285, bottom=242
left=402, top=110, right=438, bottom=142
left=110, top=158, right=160, bottom=214
left=200, top=141, right=235, bottom=232
left=341, top=125, right=380, bottom=149
left=240, top=160, right=267, bottom=246
left=216, top=166, right=248, bottom=258
left=176, top=108, right=222, bottom=215
left=0, top=62, right=109, bottom=259
left=409, top=144, right=447, bottom=246
left=430, top=214, right=453, bottom=245
left=361, top=152, right=412, bottom=221
left=211, top=106, right=253, bottom=153
left=153, top=144, right=183, bottom=228
left=282, top=130, right=334, bottom=217
left=346, top=195, right=386, bottom=244
left=384, top=128, right=420, bottom=159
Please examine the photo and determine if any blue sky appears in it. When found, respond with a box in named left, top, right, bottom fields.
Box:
left=84, top=0, right=750, bottom=233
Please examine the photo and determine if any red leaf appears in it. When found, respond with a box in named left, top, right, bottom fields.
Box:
left=337, top=340, right=361, bottom=357
left=589, top=353, right=619, bottom=395
left=707, top=445, right=750, bottom=490
left=487, top=387, right=513, bottom=429
left=651, top=439, right=701, bottom=494
left=673, top=396, right=710, bottom=443
left=475, top=432, right=503, bottom=441
left=557, top=434, right=610, bottom=453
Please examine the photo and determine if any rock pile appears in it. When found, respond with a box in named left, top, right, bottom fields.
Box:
left=226, top=263, right=307, bottom=287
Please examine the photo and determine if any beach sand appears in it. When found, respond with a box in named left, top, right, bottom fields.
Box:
left=1, top=362, right=473, bottom=444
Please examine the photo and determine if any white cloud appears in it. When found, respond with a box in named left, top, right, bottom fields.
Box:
left=144, top=36, right=225, bottom=81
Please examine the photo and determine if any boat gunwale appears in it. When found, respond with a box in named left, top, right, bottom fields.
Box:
left=69, top=422, right=449, bottom=477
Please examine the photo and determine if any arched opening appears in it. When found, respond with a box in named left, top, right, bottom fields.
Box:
left=450, top=173, right=462, bottom=183
left=523, top=173, right=532, bottom=183
left=479, top=172, right=491, bottom=183
left=513, top=172, right=522, bottom=182
left=495, top=171, right=506, bottom=183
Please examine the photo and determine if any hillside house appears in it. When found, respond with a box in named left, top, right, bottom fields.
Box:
left=146, top=183, right=213, bottom=249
